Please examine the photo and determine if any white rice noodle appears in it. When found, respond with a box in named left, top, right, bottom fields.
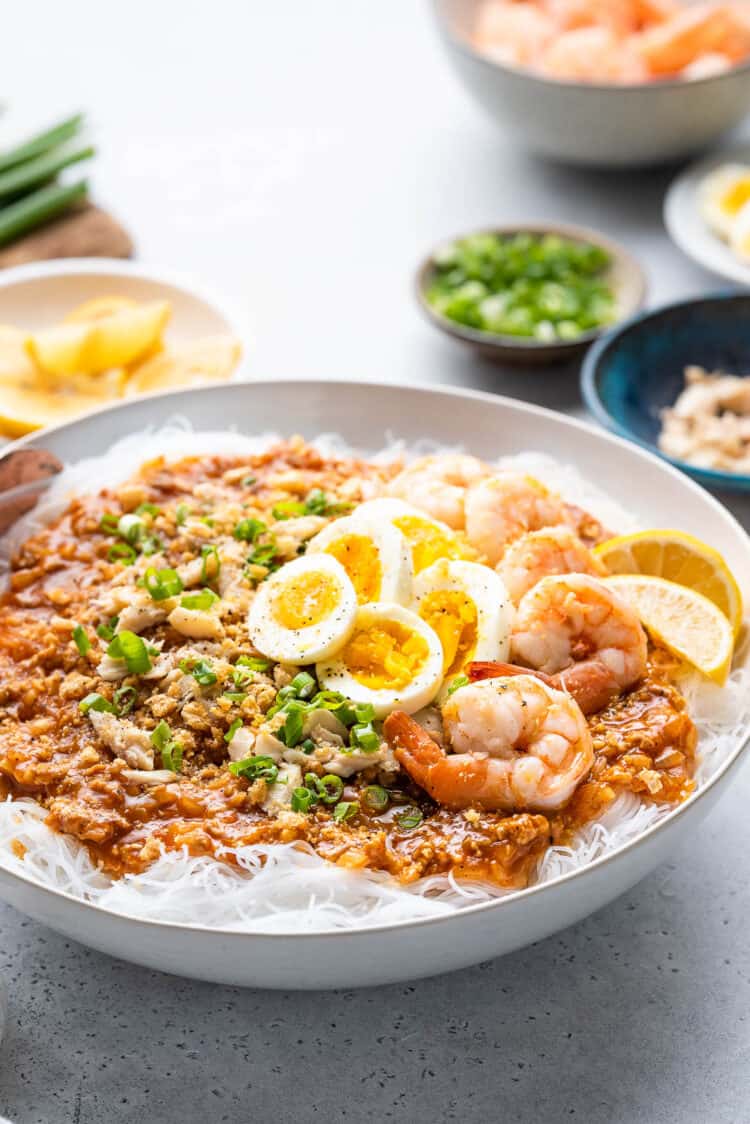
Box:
left=0, top=422, right=747, bottom=932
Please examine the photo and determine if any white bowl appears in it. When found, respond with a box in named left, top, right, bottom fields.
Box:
left=0, top=256, right=246, bottom=363
left=0, top=379, right=748, bottom=988
left=433, top=0, right=750, bottom=167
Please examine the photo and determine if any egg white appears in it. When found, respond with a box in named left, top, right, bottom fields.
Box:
left=316, top=601, right=444, bottom=718
left=413, top=559, right=513, bottom=688
left=700, top=163, right=750, bottom=241
left=307, top=511, right=413, bottom=605
left=730, top=199, right=750, bottom=263
left=247, top=553, right=357, bottom=664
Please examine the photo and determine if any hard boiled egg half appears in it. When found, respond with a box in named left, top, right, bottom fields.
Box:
left=316, top=602, right=444, bottom=718
left=413, top=560, right=513, bottom=688
left=353, top=498, right=474, bottom=574
left=306, top=512, right=413, bottom=605
left=700, top=163, right=750, bottom=240
left=248, top=553, right=357, bottom=664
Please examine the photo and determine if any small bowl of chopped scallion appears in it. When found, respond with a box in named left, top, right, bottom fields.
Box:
left=416, top=224, right=646, bottom=364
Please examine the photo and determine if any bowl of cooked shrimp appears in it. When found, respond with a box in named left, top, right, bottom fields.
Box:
left=433, top=0, right=750, bottom=167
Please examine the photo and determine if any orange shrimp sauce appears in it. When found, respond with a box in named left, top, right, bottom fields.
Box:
left=0, top=442, right=696, bottom=892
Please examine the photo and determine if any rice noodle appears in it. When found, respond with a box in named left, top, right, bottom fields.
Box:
left=0, top=422, right=747, bottom=933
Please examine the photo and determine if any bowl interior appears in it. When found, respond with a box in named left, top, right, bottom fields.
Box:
left=0, top=260, right=235, bottom=343
left=417, top=224, right=646, bottom=353
left=583, top=295, right=750, bottom=486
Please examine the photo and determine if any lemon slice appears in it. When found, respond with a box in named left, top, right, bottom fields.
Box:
left=595, top=529, right=743, bottom=638
left=605, top=574, right=734, bottom=685
left=26, top=300, right=171, bottom=376
left=125, top=334, right=241, bottom=395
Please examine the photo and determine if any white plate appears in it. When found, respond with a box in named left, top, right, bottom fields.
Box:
left=1, top=379, right=748, bottom=988
left=664, top=147, right=750, bottom=285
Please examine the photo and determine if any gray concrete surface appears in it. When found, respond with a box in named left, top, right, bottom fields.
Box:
left=1, top=2, right=749, bottom=1120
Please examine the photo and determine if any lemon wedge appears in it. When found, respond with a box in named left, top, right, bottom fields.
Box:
left=594, top=529, right=744, bottom=639
left=605, top=574, right=734, bottom=685
left=125, top=334, right=241, bottom=395
left=64, top=296, right=138, bottom=323
left=26, top=300, right=171, bottom=376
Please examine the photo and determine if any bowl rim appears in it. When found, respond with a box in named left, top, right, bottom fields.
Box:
left=414, top=221, right=647, bottom=354
left=1, top=376, right=748, bottom=939
left=580, top=291, right=750, bottom=490
left=0, top=256, right=248, bottom=359
left=432, top=0, right=750, bottom=94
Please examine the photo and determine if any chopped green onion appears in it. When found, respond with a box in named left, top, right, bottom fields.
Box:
left=178, top=658, right=217, bottom=687
left=317, top=774, right=344, bottom=805
left=447, top=674, right=470, bottom=697
left=241, top=474, right=257, bottom=488
left=200, top=544, right=220, bottom=582
left=96, top=616, right=119, bottom=641
left=135, top=502, right=161, bottom=518
left=140, top=534, right=162, bottom=557
left=233, top=517, right=266, bottom=542
left=113, top=685, right=137, bottom=716
left=144, top=566, right=183, bottom=601
left=99, top=512, right=120, bottom=535
left=223, top=691, right=247, bottom=703
left=180, top=588, right=219, bottom=611
left=291, top=786, right=317, bottom=813
left=107, top=542, right=137, bottom=565
left=72, top=624, right=90, bottom=656
left=300, top=738, right=315, bottom=755
left=277, top=702, right=305, bottom=748
left=106, top=631, right=152, bottom=675
left=289, top=671, right=316, bottom=699
left=79, top=692, right=116, bottom=715
left=161, top=742, right=183, bottom=772
left=396, top=806, right=423, bottom=831
left=333, top=800, right=359, bottom=822
left=246, top=541, right=278, bottom=569
left=150, top=721, right=171, bottom=750
left=272, top=500, right=306, bottom=520
left=229, top=755, right=279, bottom=782
left=224, top=717, right=243, bottom=744
left=117, top=513, right=144, bottom=544
left=363, top=785, right=389, bottom=812
left=175, top=504, right=190, bottom=526
left=349, top=722, right=380, bottom=753
left=237, top=655, right=271, bottom=672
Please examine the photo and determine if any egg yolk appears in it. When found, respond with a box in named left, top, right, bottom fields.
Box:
left=273, top=570, right=340, bottom=630
left=324, top=534, right=381, bottom=604
left=393, top=515, right=470, bottom=574
left=419, top=590, right=478, bottom=676
left=341, top=621, right=429, bottom=691
left=721, top=180, right=750, bottom=215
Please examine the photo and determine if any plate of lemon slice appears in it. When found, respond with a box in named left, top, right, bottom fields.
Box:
left=0, top=258, right=245, bottom=436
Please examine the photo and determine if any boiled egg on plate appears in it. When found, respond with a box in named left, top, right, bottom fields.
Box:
left=730, top=199, right=750, bottom=263
left=413, top=560, right=513, bottom=684
left=248, top=553, right=357, bottom=664
left=700, top=163, right=750, bottom=240
left=353, top=497, right=473, bottom=574
left=306, top=512, right=413, bottom=605
left=316, top=602, right=444, bottom=718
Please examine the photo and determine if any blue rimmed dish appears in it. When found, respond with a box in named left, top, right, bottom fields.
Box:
left=581, top=293, right=750, bottom=493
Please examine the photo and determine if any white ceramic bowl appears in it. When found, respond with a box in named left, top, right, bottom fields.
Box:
left=0, top=256, right=247, bottom=366
left=433, top=0, right=750, bottom=167
left=0, top=379, right=748, bottom=988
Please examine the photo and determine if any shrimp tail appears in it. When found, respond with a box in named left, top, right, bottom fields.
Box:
left=467, top=660, right=556, bottom=688
left=384, top=710, right=491, bottom=809
left=467, top=659, right=619, bottom=715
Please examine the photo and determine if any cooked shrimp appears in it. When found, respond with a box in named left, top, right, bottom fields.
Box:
left=385, top=674, right=593, bottom=811
left=464, top=473, right=568, bottom=565
left=467, top=658, right=625, bottom=715
left=511, top=573, right=647, bottom=706
left=540, top=26, right=648, bottom=81
left=475, top=1, right=556, bottom=65
left=386, top=454, right=489, bottom=530
left=497, top=524, right=605, bottom=603
left=637, top=4, right=750, bottom=75
left=544, top=0, right=638, bottom=34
